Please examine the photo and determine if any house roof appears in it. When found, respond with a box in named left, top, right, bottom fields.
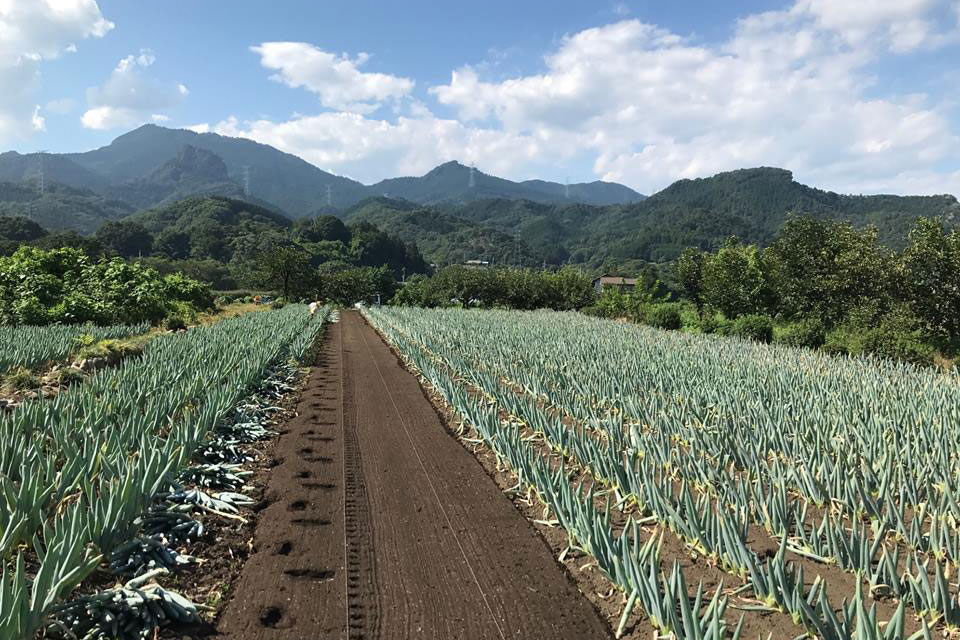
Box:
left=593, top=275, right=637, bottom=285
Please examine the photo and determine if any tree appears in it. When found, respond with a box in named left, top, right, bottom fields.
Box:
left=294, top=215, right=350, bottom=244
left=763, top=217, right=895, bottom=325
left=0, top=216, right=47, bottom=242
left=95, top=220, right=153, bottom=258
left=252, top=244, right=314, bottom=299
left=700, top=238, right=770, bottom=318
left=155, top=229, right=192, bottom=259
left=674, top=248, right=706, bottom=313
left=900, top=217, right=960, bottom=340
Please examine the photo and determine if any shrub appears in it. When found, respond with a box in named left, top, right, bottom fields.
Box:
left=825, top=306, right=935, bottom=365
left=775, top=318, right=826, bottom=349
left=55, top=367, right=86, bottom=386
left=5, top=367, right=40, bottom=390
left=699, top=313, right=724, bottom=334
left=725, top=314, right=773, bottom=343
left=642, top=303, right=682, bottom=331
left=271, top=297, right=287, bottom=310
left=165, top=314, right=187, bottom=332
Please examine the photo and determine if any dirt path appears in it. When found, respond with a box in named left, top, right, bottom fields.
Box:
left=217, top=311, right=609, bottom=639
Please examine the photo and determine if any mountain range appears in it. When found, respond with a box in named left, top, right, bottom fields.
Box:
left=0, top=124, right=957, bottom=270
left=0, top=124, right=643, bottom=226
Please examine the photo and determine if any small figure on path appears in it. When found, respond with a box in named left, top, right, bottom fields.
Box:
left=308, top=300, right=320, bottom=315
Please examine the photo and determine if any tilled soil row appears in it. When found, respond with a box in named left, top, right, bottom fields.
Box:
left=217, top=311, right=609, bottom=639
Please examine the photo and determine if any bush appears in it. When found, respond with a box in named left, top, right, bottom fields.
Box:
left=642, top=303, right=682, bottom=331
left=775, top=318, right=826, bottom=349
left=824, top=306, right=935, bottom=365
left=164, top=314, right=187, bottom=331
left=270, top=297, right=287, bottom=309
left=55, top=367, right=86, bottom=386
left=4, top=367, right=40, bottom=390
left=725, top=314, right=773, bottom=343
left=698, top=313, right=724, bottom=334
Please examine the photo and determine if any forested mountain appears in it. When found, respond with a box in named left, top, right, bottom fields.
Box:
left=107, top=145, right=246, bottom=209
left=0, top=125, right=641, bottom=217
left=0, top=182, right=133, bottom=233
left=0, top=151, right=109, bottom=191
left=344, top=197, right=541, bottom=266
left=368, top=161, right=644, bottom=206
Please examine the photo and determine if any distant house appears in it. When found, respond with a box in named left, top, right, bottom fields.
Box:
left=464, top=260, right=490, bottom=269
left=592, top=274, right=637, bottom=295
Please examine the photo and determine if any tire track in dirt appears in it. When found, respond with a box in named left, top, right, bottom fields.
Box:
left=341, top=318, right=381, bottom=639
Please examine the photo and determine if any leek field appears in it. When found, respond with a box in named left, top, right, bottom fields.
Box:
left=0, top=305, right=329, bottom=640
left=364, top=306, right=960, bottom=640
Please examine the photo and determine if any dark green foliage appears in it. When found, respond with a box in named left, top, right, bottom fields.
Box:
left=294, top=215, right=350, bottom=244
left=391, top=266, right=594, bottom=311
left=774, top=318, right=826, bottom=349
left=132, top=196, right=291, bottom=262
left=642, top=303, right=682, bottom=330
left=764, top=217, right=895, bottom=325
left=823, top=306, right=933, bottom=364
left=249, top=244, right=315, bottom=299
left=0, top=216, right=47, bottom=242
left=95, top=220, right=153, bottom=258
left=164, top=314, right=187, bottom=331
left=899, top=218, right=960, bottom=340
left=723, top=314, right=774, bottom=343
left=317, top=266, right=396, bottom=305
left=0, top=246, right=212, bottom=325
left=700, top=239, right=770, bottom=318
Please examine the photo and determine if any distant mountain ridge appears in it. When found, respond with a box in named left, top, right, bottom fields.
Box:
left=0, top=126, right=957, bottom=272
left=0, top=125, right=643, bottom=219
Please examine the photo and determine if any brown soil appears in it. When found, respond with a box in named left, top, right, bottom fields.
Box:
left=216, top=311, right=609, bottom=639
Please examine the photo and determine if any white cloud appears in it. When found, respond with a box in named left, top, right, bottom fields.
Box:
left=81, top=50, right=188, bottom=129
left=0, top=0, right=113, bottom=143
left=251, top=42, right=414, bottom=113
left=185, top=122, right=210, bottom=133
left=220, top=1, right=960, bottom=196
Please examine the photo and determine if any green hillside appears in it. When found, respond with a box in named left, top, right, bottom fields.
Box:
left=0, top=182, right=133, bottom=233
left=344, top=197, right=542, bottom=266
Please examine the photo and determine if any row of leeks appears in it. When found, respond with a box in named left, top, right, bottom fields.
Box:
left=364, top=306, right=944, bottom=640
left=0, top=305, right=329, bottom=640
left=370, top=306, right=960, bottom=631
left=0, top=322, right=150, bottom=374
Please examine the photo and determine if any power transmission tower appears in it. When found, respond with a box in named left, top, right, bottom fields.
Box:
left=564, top=176, right=570, bottom=199
left=468, top=164, right=476, bottom=189
left=38, top=151, right=48, bottom=195
left=326, top=184, right=332, bottom=207
left=242, top=165, right=251, bottom=196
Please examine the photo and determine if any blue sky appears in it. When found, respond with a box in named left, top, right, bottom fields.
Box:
left=2, top=0, right=959, bottom=195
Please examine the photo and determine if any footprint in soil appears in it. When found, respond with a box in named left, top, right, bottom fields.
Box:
left=288, top=500, right=310, bottom=511
left=304, top=456, right=334, bottom=464
left=276, top=541, right=293, bottom=556
left=307, top=436, right=335, bottom=442
left=301, top=482, right=336, bottom=491
left=298, top=447, right=314, bottom=456
left=295, top=470, right=313, bottom=479
left=284, top=568, right=335, bottom=581
left=259, top=606, right=287, bottom=629
left=291, top=518, right=331, bottom=527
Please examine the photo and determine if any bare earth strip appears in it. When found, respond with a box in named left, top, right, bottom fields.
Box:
left=217, top=311, right=609, bottom=639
